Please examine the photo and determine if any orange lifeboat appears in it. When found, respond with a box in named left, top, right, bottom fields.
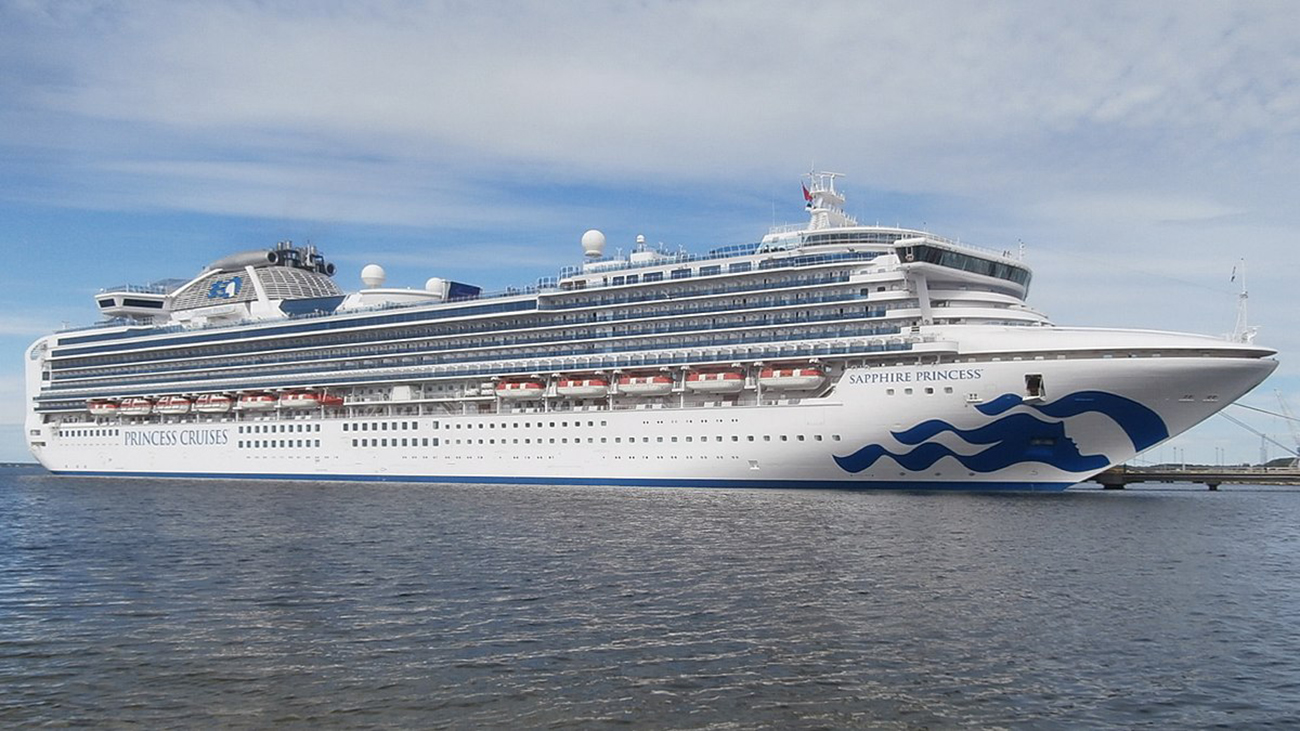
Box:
left=194, top=394, right=234, bottom=413
left=320, top=394, right=345, bottom=407
left=118, top=397, right=154, bottom=416
left=684, top=370, right=745, bottom=393
left=280, top=390, right=322, bottom=409
left=556, top=377, right=610, bottom=399
left=238, top=392, right=278, bottom=411
left=617, top=374, right=674, bottom=396
left=757, top=365, right=826, bottom=390
left=496, top=380, right=545, bottom=400
left=86, top=399, right=119, bottom=418
left=155, top=395, right=192, bottom=415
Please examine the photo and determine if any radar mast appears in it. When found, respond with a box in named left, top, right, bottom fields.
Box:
left=804, top=171, right=858, bottom=230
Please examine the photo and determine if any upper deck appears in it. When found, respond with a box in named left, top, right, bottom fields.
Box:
left=53, top=171, right=1036, bottom=357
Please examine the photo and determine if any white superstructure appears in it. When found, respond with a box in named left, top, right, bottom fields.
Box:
left=24, top=173, right=1278, bottom=490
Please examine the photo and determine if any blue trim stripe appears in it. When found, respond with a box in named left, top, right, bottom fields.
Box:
left=46, top=469, right=1075, bottom=492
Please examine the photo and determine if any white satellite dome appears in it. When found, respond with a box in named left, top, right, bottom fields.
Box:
left=360, top=264, right=386, bottom=288
left=581, top=229, right=606, bottom=259
left=425, top=277, right=446, bottom=293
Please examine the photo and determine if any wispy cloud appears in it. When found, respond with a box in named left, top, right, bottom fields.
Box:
left=0, top=315, right=64, bottom=337
left=0, top=373, right=30, bottom=427
left=4, top=1, right=1298, bottom=217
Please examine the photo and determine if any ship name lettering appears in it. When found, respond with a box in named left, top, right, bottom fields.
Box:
left=124, top=429, right=229, bottom=447
left=847, top=368, right=983, bottom=385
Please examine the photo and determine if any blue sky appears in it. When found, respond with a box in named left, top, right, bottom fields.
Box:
left=2, top=0, right=1298, bottom=464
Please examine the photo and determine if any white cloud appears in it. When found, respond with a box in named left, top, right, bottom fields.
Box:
left=1030, top=193, right=1244, bottom=228
left=0, top=315, right=64, bottom=337
left=0, top=373, right=29, bottom=428
left=5, top=1, right=1298, bottom=205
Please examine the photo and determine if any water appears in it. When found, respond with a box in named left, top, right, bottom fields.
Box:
left=3, top=467, right=1299, bottom=728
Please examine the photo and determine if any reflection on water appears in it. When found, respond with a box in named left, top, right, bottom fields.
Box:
left=2, top=470, right=1299, bottom=727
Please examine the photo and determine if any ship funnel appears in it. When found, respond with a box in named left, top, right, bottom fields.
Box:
left=208, top=249, right=280, bottom=272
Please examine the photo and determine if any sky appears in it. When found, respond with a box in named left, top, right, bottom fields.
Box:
left=1, top=0, right=1298, bottom=464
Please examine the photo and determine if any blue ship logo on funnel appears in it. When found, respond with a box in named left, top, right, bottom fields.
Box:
left=207, top=276, right=242, bottom=299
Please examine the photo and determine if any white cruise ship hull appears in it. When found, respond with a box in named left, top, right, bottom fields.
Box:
left=27, top=334, right=1276, bottom=491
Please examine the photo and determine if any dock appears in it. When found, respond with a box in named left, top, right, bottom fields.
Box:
left=1089, top=465, right=1300, bottom=490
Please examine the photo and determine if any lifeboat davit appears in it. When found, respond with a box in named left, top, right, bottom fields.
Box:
left=238, top=392, right=278, bottom=411
left=155, top=395, right=193, bottom=415
left=496, top=380, right=545, bottom=400
left=685, top=370, right=745, bottom=393
left=118, top=397, right=154, bottom=416
left=86, top=399, right=119, bottom=417
left=280, top=390, right=322, bottom=409
left=617, top=374, right=674, bottom=396
left=757, top=365, right=827, bottom=390
left=556, top=377, right=610, bottom=399
left=194, top=394, right=234, bottom=413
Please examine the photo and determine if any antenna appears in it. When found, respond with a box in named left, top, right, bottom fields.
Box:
left=1230, top=258, right=1258, bottom=344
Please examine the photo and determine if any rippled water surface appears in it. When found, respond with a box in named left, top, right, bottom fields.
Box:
left=3, top=467, right=1300, bottom=728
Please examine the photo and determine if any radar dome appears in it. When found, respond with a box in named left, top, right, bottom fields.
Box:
left=581, top=229, right=606, bottom=259
left=360, top=264, right=386, bottom=288
left=425, top=277, right=447, bottom=294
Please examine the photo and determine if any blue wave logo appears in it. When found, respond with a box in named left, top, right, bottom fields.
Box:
left=833, top=390, right=1168, bottom=475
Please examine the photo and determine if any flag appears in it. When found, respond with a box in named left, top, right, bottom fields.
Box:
left=802, top=183, right=812, bottom=203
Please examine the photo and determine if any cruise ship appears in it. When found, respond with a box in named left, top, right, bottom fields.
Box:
left=24, top=173, right=1278, bottom=490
